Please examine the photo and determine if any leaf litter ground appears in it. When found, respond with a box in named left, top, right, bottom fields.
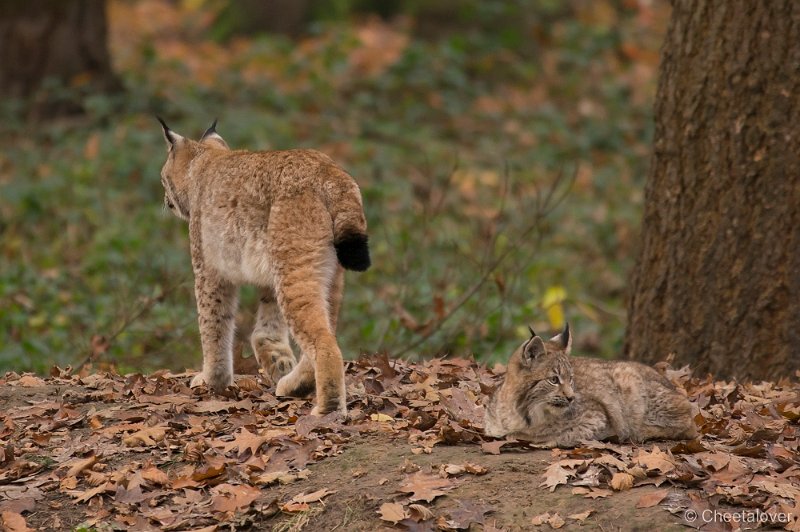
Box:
left=0, top=357, right=798, bottom=531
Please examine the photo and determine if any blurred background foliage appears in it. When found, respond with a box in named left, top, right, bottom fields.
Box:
left=0, top=0, right=670, bottom=374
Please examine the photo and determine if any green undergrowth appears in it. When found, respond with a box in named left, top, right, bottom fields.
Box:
left=0, top=1, right=667, bottom=373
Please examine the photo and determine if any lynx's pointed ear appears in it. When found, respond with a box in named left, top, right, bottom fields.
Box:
left=200, top=118, right=229, bottom=148
left=550, top=323, right=572, bottom=354
left=522, top=336, right=546, bottom=364
left=157, top=116, right=183, bottom=148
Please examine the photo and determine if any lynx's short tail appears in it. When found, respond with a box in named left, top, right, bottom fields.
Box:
left=326, top=173, right=371, bottom=272
left=334, top=232, right=370, bottom=271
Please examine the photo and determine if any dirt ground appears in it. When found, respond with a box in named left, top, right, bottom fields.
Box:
left=0, top=382, right=683, bottom=532
left=1, top=358, right=797, bottom=531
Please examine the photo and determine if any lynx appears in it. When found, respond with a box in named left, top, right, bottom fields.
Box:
left=157, top=118, right=370, bottom=415
left=484, top=324, right=697, bottom=447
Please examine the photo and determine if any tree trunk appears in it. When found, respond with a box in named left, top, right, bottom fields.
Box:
left=624, top=1, right=800, bottom=381
left=0, top=0, right=120, bottom=115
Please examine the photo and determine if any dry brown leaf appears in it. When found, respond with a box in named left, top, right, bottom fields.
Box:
left=123, top=426, right=167, bottom=447
left=399, top=472, right=451, bottom=502
left=540, top=463, right=571, bottom=492
left=378, top=502, right=407, bottom=524
left=583, top=488, right=613, bottom=499
left=291, top=488, right=335, bottom=504
left=548, top=513, right=565, bottom=529
left=210, top=483, right=261, bottom=513
left=17, top=375, right=46, bottom=387
left=610, top=472, right=634, bottom=491
left=0, top=511, right=34, bottom=532
left=635, top=489, right=668, bottom=508
left=481, top=440, right=507, bottom=455
left=281, top=501, right=310, bottom=513
left=531, top=512, right=551, bottom=525
left=141, top=466, right=169, bottom=486
left=635, top=447, right=675, bottom=474
left=568, top=510, right=593, bottom=522
left=66, top=454, right=97, bottom=478
left=408, top=503, right=435, bottom=522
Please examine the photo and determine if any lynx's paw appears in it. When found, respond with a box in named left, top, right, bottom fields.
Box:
left=275, top=366, right=315, bottom=398
left=190, top=371, right=233, bottom=393
left=254, top=343, right=297, bottom=384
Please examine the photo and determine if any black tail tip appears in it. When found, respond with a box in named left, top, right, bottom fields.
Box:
left=335, top=233, right=371, bottom=272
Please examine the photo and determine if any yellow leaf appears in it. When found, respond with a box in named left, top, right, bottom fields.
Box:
left=542, top=285, right=567, bottom=329
left=370, top=413, right=393, bottom=422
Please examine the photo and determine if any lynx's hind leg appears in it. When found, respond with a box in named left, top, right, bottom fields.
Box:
left=272, top=266, right=345, bottom=399
left=270, top=200, right=347, bottom=415
left=642, top=386, right=698, bottom=440
left=251, top=286, right=296, bottom=384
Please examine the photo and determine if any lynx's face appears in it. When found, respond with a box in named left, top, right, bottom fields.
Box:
left=484, top=324, right=576, bottom=437
left=510, top=333, right=575, bottom=417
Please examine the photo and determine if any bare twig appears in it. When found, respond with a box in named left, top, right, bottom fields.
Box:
left=394, top=167, right=575, bottom=358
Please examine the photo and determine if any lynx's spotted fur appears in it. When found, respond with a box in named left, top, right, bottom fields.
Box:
left=485, top=324, right=697, bottom=447
left=158, top=119, right=370, bottom=415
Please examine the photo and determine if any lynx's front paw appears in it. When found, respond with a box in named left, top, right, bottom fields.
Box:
left=254, top=344, right=297, bottom=384
left=190, top=371, right=233, bottom=392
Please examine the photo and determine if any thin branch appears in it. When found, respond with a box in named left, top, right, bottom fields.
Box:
left=394, top=167, right=575, bottom=358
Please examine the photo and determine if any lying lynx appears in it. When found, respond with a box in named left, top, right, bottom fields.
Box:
left=157, top=118, right=370, bottom=415
left=485, top=324, right=696, bottom=447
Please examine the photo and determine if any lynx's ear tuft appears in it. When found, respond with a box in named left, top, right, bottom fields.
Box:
left=200, top=118, right=229, bottom=148
left=528, top=325, right=536, bottom=338
left=550, top=323, right=572, bottom=354
left=157, top=116, right=184, bottom=147
left=522, top=336, right=546, bottom=364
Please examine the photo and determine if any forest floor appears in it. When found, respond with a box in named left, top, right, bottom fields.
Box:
left=0, top=356, right=798, bottom=531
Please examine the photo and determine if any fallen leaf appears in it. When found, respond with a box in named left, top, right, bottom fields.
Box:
left=583, top=488, right=612, bottom=499
left=548, top=513, right=565, bottom=529
left=540, top=463, right=571, bottom=492
left=210, top=484, right=261, bottom=513
left=66, top=454, right=98, bottom=478
left=17, top=375, right=46, bottom=387
left=281, top=501, right=310, bottom=513
left=568, top=510, right=593, bottom=522
left=123, top=426, right=167, bottom=447
left=636, top=489, right=669, bottom=508
left=610, top=472, right=634, bottom=491
left=378, top=502, right=407, bottom=524
left=141, top=466, right=169, bottom=486
left=481, top=440, right=507, bottom=455
left=0, top=511, right=33, bottom=532
left=531, top=512, right=551, bottom=526
left=408, top=504, right=435, bottom=522
left=399, top=472, right=451, bottom=502
left=291, top=488, right=335, bottom=504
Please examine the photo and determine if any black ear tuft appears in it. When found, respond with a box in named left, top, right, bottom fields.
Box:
left=157, top=116, right=177, bottom=145
left=561, top=322, right=570, bottom=349
left=201, top=118, right=219, bottom=140
left=528, top=325, right=536, bottom=338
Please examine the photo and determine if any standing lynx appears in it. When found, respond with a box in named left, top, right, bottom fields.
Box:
left=157, top=118, right=370, bottom=415
left=485, top=324, right=696, bottom=447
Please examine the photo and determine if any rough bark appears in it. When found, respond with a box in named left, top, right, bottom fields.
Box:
left=0, top=0, right=120, bottom=115
left=624, top=0, right=800, bottom=381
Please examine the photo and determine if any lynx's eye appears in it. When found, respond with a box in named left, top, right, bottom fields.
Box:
left=547, top=376, right=560, bottom=386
